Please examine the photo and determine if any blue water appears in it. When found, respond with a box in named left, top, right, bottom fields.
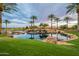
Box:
left=13, top=33, right=69, bottom=41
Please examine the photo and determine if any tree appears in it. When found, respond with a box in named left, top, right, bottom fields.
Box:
left=29, top=21, right=33, bottom=28
left=55, top=17, right=59, bottom=29
left=30, top=16, right=37, bottom=27
left=39, top=23, right=44, bottom=27
left=0, top=3, right=17, bottom=34
left=0, top=3, right=3, bottom=34
left=3, top=20, right=10, bottom=35
left=43, top=23, right=48, bottom=27
left=55, top=17, right=59, bottom=40
left=39, top=23, right=48, bottom=29
left=64, top=16, right=70, bottom=29
left=60, top=25, right=67, bottom=30
left=48, top=14, right=56, bottom=29
left=30, top=16, right=37, bottom=39
left=26, top=26, right=29, bottom=29
left=72, top=25, right=77, bottom=30
left=67, top=3, right=79, bottom=31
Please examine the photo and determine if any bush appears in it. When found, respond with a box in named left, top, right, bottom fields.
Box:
left=71, top=25, right=77, bottom=29
left=60, top=25, right=67, bottom=29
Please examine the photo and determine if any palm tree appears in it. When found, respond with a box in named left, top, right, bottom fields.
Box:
left=29, top=21, right=34, bottom=39
left=30, top=16, right=37, bottom=39
left=0, top=3, right=17, bottom=34
left=64, top=16, right=70, bottom=29
left=55, top=17, right=59, bottom=29
left=55, top=17, right=59, bottom=40
left=48, top=14, right=55, bottom=29
left=0, top=4, right=3, bottom=34
left=30, top=16, right=37, bottom=27
left=67, top=3, right=79, bottom=31
left=29, top=21, right=33, bottom=28
left=4, top=20, right=10, bottom=35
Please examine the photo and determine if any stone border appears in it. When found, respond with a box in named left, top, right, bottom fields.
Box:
left=59, top=31, right=78, bottom=41
left=42, top=30, right=78, bottom=45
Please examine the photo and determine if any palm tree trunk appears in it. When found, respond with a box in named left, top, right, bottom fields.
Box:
left=31, top=23, right=32, bottom=27
left=0, top=11, right=2, bottom=34
left=67, top=20, right=68, bottom=29
left=33, top=19, right=34, bottom=39
left=50, top=19, right=53, bottom=36
left=77, top=13, right=79, bottom=31
left=6, top=23, right=8, bottom=35
left=57, top=21, right=58, bottom=29
left=33, top=19, right=34, bottom=32
left=0, top=3, right=3, bottom=34
left=57, top=21, right=58, bottom=40
left=66, top=20, right=68, bottom=40
left=33, top=19, right=34, bottom=26
left=76, top=5, right=79, bottom=32
left=51, top=19, right=53, bottom=29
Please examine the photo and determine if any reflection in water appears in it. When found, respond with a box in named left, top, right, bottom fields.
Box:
left=13, top=33, right=69, bottom=41
left=29, top=33, right=48, bottom=39
left=39, top=34, right=48, bottom=39
left=29, top=34, right=34, bottom=39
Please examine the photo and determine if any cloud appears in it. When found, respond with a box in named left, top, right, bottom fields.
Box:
left=10, top=19, right=27, bottom=24
left=2, top=3, right=78, bottom=28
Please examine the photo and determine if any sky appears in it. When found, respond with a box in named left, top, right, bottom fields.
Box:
left=2, top=3, right=77, bottom=28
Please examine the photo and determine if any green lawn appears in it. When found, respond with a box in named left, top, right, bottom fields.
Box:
left=0, top=31, right=79, bottom=56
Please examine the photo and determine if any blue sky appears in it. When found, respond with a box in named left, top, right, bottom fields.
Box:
left=2, top=3, right=77, bottom=28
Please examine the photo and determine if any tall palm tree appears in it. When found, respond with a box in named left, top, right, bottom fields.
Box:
left=0, top=3, right=3, bottom=34
left=64, top=16, right=70, bottom=29
left=67, top=3, right=79, bottom=31
left=29, top=21, right=33, bottom=27
left=29, top=21, right=34, bottom=39
left=30, top=16, right=37, bottom=27
left=4, top=20, right=10, bottom=35
left=55, top=17, right=59, bottom=40
left=55, top=17, right=59, bottom=29
left=30, top=16, right=37, bottom=39
left=48, top=14, right=55, bottom=29
left=0, top=3, right=17, bottom=34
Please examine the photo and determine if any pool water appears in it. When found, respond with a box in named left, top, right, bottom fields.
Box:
left=13, top=33, right=69, bottom=41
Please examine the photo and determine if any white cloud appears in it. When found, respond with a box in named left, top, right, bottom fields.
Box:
left=2, top=19, right=30, bottom=28
left=10, top=19, right=27, bottom=24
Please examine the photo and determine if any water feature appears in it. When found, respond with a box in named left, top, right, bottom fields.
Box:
left=13, top=33, right=69, bottom=41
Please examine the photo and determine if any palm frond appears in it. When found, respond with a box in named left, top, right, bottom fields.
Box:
left=48, top=14, right=55, bottom=19
left=31, top=16, right=37, bottom=20
left=55, top=17, right=59, bottom=21
left=3, top=20, right=10, bottom=23
left=3, top=3, right=18, bottom=13
left=66, top=3, right=77, bottom=14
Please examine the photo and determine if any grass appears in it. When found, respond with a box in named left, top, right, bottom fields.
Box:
left=0, top=30, right=79, bottom=56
